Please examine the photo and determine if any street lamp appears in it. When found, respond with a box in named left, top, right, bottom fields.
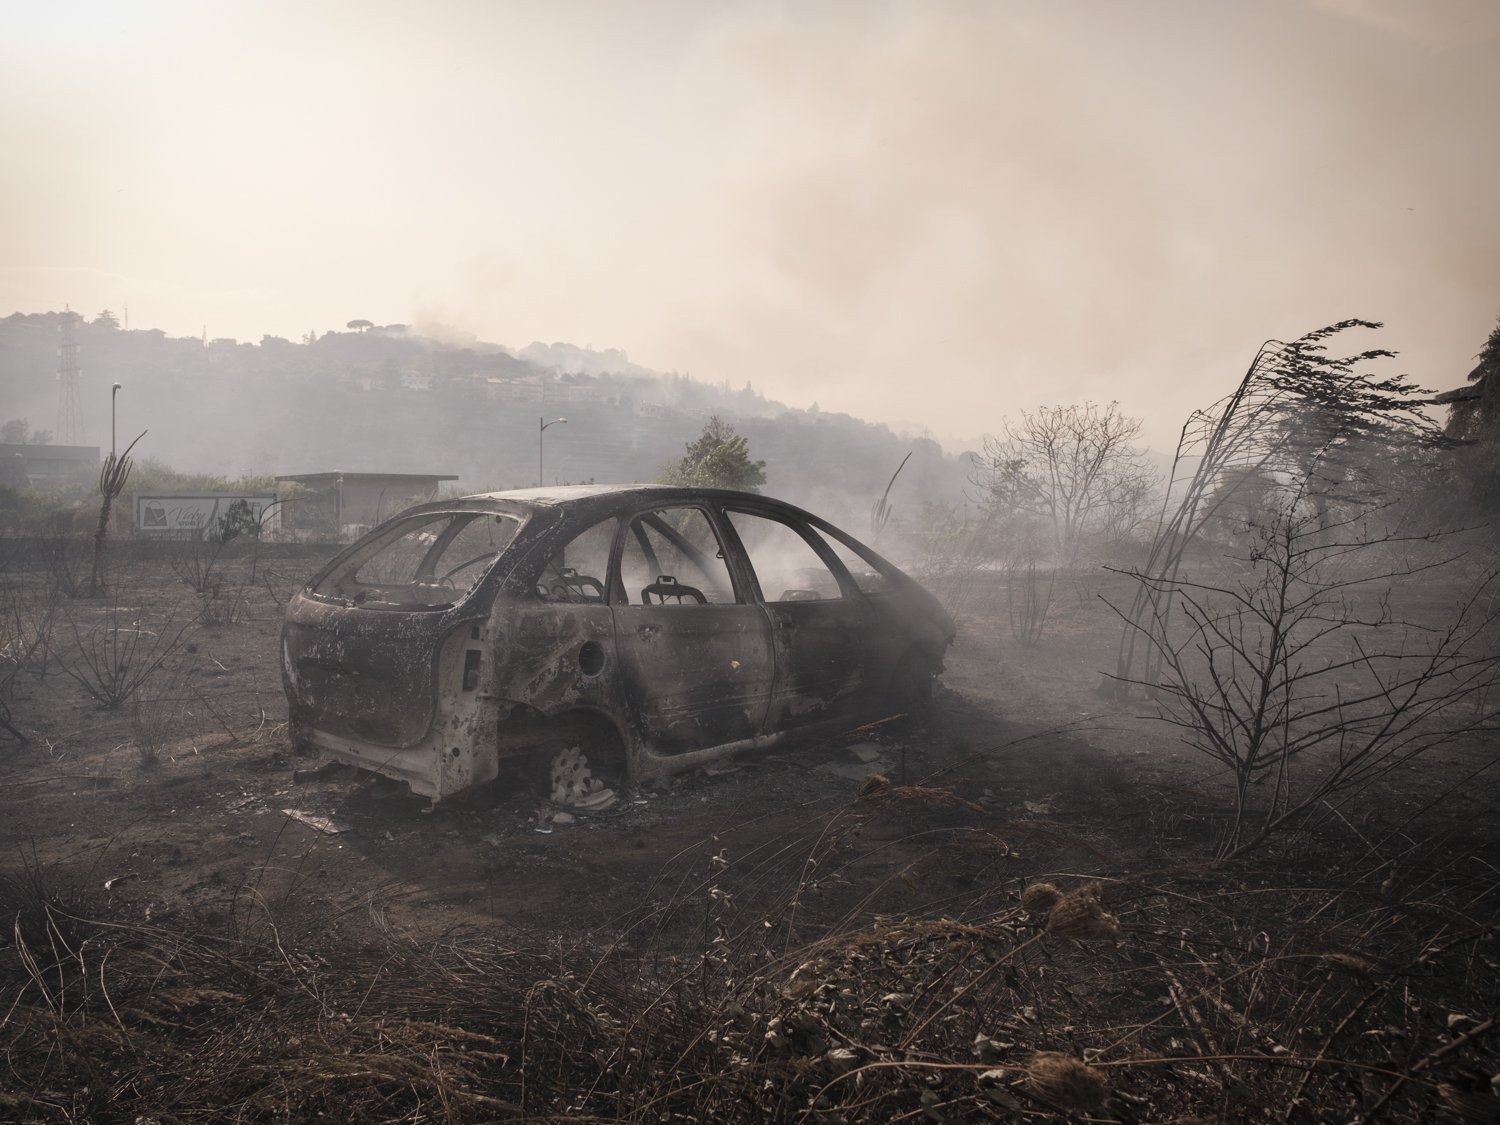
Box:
left=110, top=383, right=122, bottom=460
left=538, top=416, right=567, bottom=486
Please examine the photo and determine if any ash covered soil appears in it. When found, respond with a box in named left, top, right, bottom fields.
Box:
left=2, top=548, right=1498, bottom=1121
left=2, top=553, right=1197, bottom=941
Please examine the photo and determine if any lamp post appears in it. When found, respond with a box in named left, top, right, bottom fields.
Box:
left=538, top=416, right=567, bottom=486
left=110, top=383, right=122, bottom=460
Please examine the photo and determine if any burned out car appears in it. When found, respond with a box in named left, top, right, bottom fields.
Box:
left=281, top=485, right=954, bottom=805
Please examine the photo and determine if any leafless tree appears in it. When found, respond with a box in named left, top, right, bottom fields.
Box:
left=973, top=401, right=1157, bottom=569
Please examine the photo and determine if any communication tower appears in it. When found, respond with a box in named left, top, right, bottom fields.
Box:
left=56, top=309, right=82, bottom=444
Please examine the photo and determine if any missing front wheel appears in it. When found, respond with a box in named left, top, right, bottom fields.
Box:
left=547, top=745, right=619, bottom=811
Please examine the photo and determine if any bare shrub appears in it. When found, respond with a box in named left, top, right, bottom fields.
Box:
left=907, top=502, right=998, bottom=620
left=0, top=566, right=59, bottom=745
left=197, top=566, right=254, bottom=627
left=0, top=580, right=57, bottom=680
left=168, top=533, right=229, bottom=595
left=129, top=657, right=199, bottom=766
left=57, top=588, right=199, bottom=709
left=37, top=528, right=88, bottom=600
left=1006, top=551, right=1054, bottom=646
left=170, top=499, right=272, bottom=625
left=1113, top=473, right=1500, bottom=858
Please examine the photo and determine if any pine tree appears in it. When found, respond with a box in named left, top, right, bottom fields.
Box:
left=660, top=416, right=767, bottom=492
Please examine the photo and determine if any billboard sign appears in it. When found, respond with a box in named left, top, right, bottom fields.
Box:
left=135, top=493, right=280, bottom=539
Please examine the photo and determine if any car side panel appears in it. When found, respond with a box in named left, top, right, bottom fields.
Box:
left=486, top=600, right=622, bottom=720
left=760, top=597, right=881, bottom=729
left=611, top=601, right=775, bottom=752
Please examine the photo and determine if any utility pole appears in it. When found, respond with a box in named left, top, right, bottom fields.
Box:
left=539, top=416, right=568, bottom=486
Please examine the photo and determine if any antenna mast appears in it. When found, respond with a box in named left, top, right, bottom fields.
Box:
left=56, top=308, right=82, bottom=444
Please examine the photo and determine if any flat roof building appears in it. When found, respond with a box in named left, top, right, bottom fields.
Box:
left=275, top=471, right=459, bottom=538
left=0, top=443, right=100, bottom=489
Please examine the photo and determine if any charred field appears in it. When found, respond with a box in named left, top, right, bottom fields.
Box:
left=1, top=545, right=1498, bottom=1123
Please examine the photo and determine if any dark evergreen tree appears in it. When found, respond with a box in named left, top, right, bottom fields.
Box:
left=659, top=416, right=767, bottom=492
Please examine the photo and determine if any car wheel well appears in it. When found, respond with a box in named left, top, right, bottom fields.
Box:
left=497, top=705, right=629, bottom=781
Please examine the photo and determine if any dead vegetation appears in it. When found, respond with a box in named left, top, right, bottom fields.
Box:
left=0, top=581, right=55, bottom=747
left=54, top=587, right=199, bottom=710
left=1, top=775, right=1496, bottom=1122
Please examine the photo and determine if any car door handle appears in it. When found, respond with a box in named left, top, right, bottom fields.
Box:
left=637, top=624, right=660, bottom=637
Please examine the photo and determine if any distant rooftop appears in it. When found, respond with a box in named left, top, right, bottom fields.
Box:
left=0, top=443, right=100, bottom=461
left=275, top=471, right=459, bottom=484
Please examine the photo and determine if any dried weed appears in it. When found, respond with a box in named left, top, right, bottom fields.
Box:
left=1046, top=885, right=1121, bottom=940
left=1025, top=1050, right=1109, bottom=1110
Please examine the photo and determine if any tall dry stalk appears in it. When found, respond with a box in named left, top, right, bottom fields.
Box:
left=1110, top=320, right=1441, bottom=699
left=870, top=451, right=911, bottom=546
left=88, top=432, right=145, bottom=597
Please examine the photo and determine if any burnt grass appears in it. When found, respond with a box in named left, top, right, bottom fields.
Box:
left=1, top=550, right=1498, bottom=1122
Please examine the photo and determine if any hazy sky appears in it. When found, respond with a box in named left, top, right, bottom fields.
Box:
left=3, top=0, right=1497, bottom=449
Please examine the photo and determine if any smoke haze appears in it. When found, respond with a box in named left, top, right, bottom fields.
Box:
left=2, top=0, right=1497, bottom=449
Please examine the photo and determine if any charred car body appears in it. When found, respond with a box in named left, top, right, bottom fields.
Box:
left=281, top=485, right=954, bottom=804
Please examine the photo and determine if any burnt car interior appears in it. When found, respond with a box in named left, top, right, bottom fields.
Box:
left=641, top=575, right=706, bottom=604
left=313, top=511, right=522, bottom=610
left=536, top=516, right=615, bottom=603
left=620, top=508, right=737, bottom=604
left=725, top=508, right=848, bottom=602
left=531, top=503, right=894, bottom=611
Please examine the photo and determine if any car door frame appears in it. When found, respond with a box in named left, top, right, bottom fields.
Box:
left=606, top=500, right=777, bottom=753
left=712, top=499, right=882, bottom=732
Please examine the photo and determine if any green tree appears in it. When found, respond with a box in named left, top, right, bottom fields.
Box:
left=1443, top=311, right=1500, bottom=443
left=1, top=419, right=52, bottom=445
left=1442, top=311, right=1500, bottom=510
left=93, top=309, right=120, bottom=329
left=660, top=416, right=767, bottom=492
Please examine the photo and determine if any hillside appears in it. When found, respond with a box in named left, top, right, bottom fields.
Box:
left=0, top=312, right=973, bottom=522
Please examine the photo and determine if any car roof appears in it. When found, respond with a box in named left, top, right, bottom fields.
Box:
left=398, top=484, right=847, bottom=543
left=466, top=483, right=755, bottom=507
left=458, top=484, right=818, bottom=524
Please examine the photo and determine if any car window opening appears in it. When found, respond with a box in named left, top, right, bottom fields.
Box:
left=312, top=511, right=522, bottom=610
left=620, top=508, right=738, bottom=605
left=726, top=509, right=846, bottom=603
left=537, top=517, right=617, bottom=603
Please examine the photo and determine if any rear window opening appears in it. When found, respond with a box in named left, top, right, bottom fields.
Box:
left=312, top=511, right=523, bottom=609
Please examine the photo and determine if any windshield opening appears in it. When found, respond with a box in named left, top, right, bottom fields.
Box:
left=311, top=511, right=523, bottom=609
